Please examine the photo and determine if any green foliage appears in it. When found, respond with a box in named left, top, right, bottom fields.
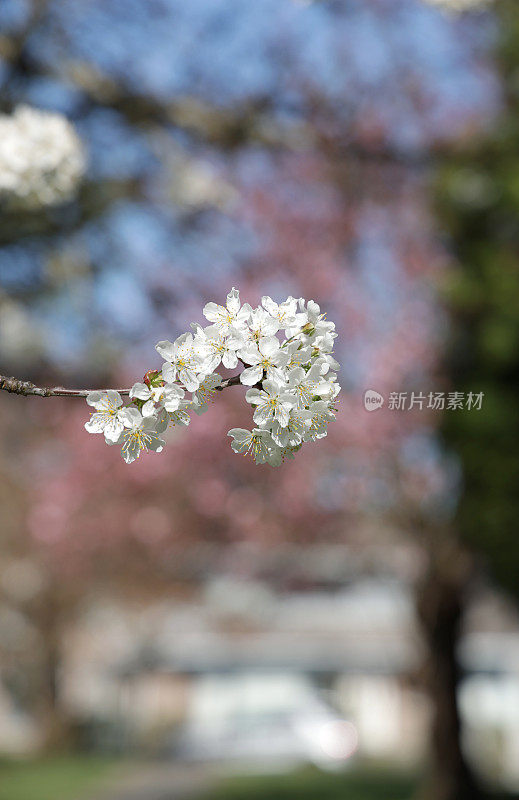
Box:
left=435, top=0, right=519, bottom=598
left=0, top=756, right=116, bottom=800
left=203, top=766, right=417, bottom=800
left=204, top=765, right=519, bottom=800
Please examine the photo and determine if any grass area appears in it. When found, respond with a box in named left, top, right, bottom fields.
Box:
left=0, top=755, right=117, bottom=800
left=204, top=766, right=519, bottom=800
left=203, top=766, right=418, bottom=800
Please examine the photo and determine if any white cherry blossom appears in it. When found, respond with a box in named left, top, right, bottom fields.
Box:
left=155, top=407, right=170, bottom=433
left=270, top=408, right=308, bottom=449
left=227, top=427, right=281, bottom=465
left=303, top=400, right=336, bottom=442
left=313, top=349, right=340, bottom=375
left=116, top=407, right=165, bottom=463
left=202, top=287, right=251, bottom=333
left=129, top=381, right=185, bottom=416
left=246, top=307, right=280, bottom=341
left=286, top=365, right=332, bottom=408
left=261, top=295, right=299, bottom=329
left=167, top=400, right=193, bottom=427
left=193, top=323, right=243, bottom=372
left=85, top=390, right=125, bottom=443
left=239, top=336, right=290, bottom=386
left=245, top=379, right=295, bottom=427
left=285, top=341, right=313, bottom=370
left=192, top=373, right=222, bottom=415
left=156, top=332, right=204, bottom=391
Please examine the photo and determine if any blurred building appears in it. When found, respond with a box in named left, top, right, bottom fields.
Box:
left=2, top=551, right=518, bottom=782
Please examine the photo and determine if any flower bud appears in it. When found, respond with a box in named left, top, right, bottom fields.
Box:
left=302, top=322, right=315, bottom=336
left=143, top=369, right=164, bottom=388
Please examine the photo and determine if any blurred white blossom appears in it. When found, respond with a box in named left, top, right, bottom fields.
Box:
left=0, top=105, right=86, bottom=210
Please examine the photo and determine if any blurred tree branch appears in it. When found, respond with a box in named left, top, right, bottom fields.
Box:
left=0, top=1, right=433, bottom=167
left=0, top=178, right=142, bottom=245
left=59, top=60, right=436, bottom=165
left=0, top=0, right=50, bottom=98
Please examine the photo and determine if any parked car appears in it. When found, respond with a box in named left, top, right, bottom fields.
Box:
left=172, top=672, right=358, bottom=771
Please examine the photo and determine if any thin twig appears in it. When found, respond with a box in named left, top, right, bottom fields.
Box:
left=215, top=374, right=242, bottom=391
left=0, top=375, right=131, bottom=398
left=0, top=372, right=243, bottom=398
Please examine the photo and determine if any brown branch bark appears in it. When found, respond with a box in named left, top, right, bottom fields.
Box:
left=0, top=375, right=131, bottom=398
left=0, top=372, right=243, bottom=398
left=416, top=553, right=483, bottom=800
left=215, top=374, right=243, bottom=390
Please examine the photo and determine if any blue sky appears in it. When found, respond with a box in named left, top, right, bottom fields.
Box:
left=0, top=0, right=497, bottom=372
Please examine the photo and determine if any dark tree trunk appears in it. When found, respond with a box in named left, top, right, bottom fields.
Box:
left=36, top=593, right=75, bottom=752
left=416, top=548, right=484, bottom=800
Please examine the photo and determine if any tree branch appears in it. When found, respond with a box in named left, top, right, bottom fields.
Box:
left=0, top=375, right=131, bottom=398
left=215, top=374, right=242, bottom=390
left=0, top=372, right=243, bottom=398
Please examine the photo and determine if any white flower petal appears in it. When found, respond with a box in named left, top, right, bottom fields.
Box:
left=161, top=363, right=177, bottom=383
left=204, top=353, right=222, bottom=373
left=179, top=369, right=200, bottom=392
left=235, top=304, right=252, bottom=325
left=155, top=408, right=169, bottom=433
left=155, top=340, right=176, bottom=361
left=86, top=391, right=103, bottom=408
left=239, top=344, right=262, bottom=365
left=145, top=432, right=165, bottom=453
left=228, top=428, right=251, bottom=442
left=104, top=418, right=124, bottom=443
left=226, top=287, right=241, bottom=314
left=253, top=403, right=272, bottom=425
left=120, top=407, right=142, bottom=427
left=84, top=414, right=105, bottom=434
left=261, top=296, right=276, bottom=315
left=222, top=350, right=238, bottom=369
left=262, top=379, right=280, bottom=395
left=203, top=302, right=225, bottom=323
left=275, top=404, right=290, bottom=428
left=105, top=390, right=123, bottom=408
left=129, top=382, right=151, bottom=401
left=240, top=365, right=264, bottom=386
left=245, top=388, right=263, bottom=405
left=271, top=351, right=290, bottom=369
left=121, top=434, right=140, bottom=463
left=163, top=395, right=181, bottom=412
left=258, top=336, right=280, bottom=357
left=141, top=399, right=156, bottom=417
left=265, top=366, right=287, bottom=384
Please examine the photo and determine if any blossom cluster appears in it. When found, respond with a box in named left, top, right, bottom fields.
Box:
left=0, top=106, right=85, bottom=210
left=84, top=289, right=340, bottom=465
